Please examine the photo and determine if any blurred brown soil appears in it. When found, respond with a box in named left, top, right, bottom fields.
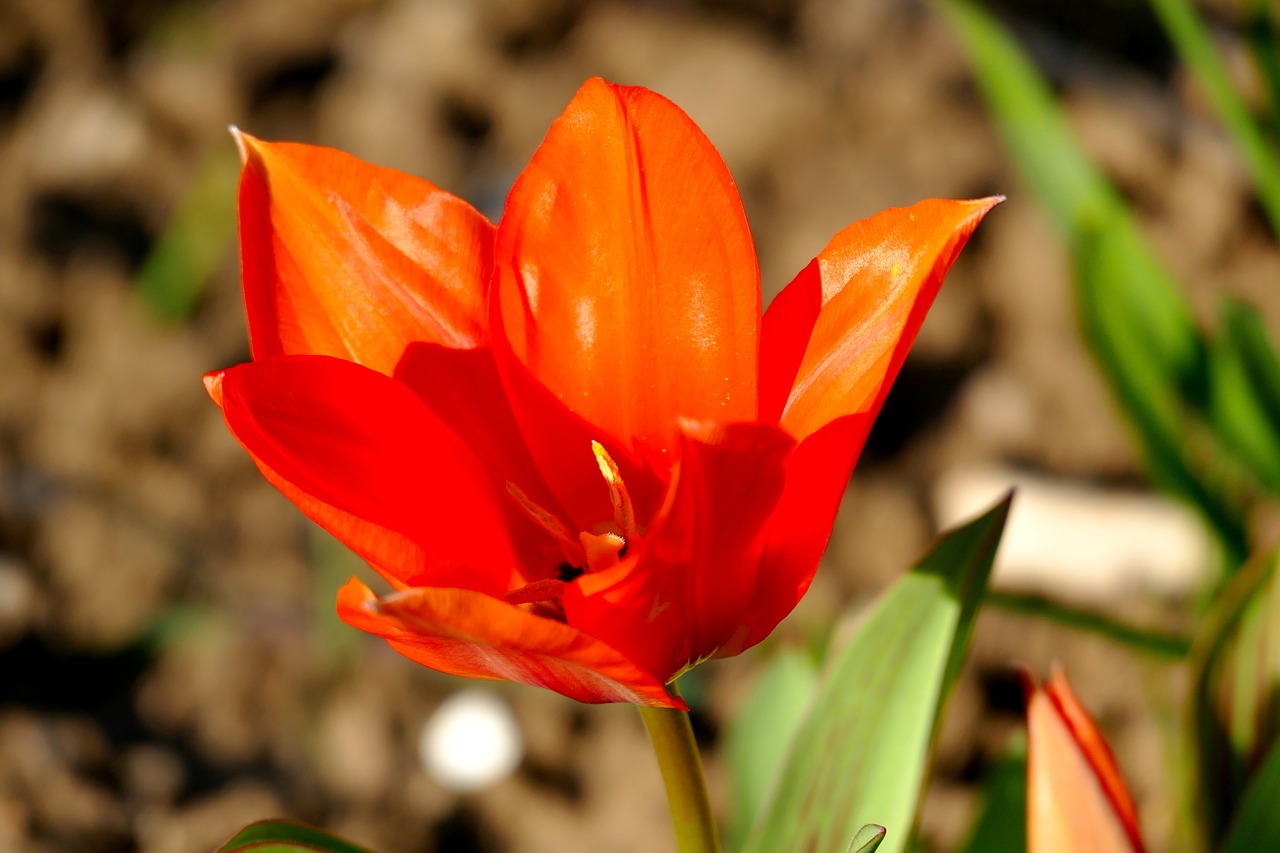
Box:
left=0, top=0, right=1276, bottom=851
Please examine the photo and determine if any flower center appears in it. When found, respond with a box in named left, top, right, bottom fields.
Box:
left=503, top=441, right=639, bottom=612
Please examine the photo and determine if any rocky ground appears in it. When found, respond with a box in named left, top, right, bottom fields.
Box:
left=0, top=0, right=1276, bottom=850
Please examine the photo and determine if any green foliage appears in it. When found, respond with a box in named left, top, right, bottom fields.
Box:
left=136, top=146, right=240, bottom=322
left=1245, top=0, right=1280, bottom=130
left=726, top=649, right=819, bottom=850
left=1192, top=543, right=1280, bottom=845
left=942, top=0, right=1254, bottom=567
left=847, top=824, right=888, bottom=853
left=1147, top=0, right=1280, bottom=239
left=944, top=4, right=1280, bottom=848
left=1206, top=300, right=1280, bottom=494
left=1216, top=739, right=1280, bottom=853
left=986, top=590, right=1190, bottom=660
left=217, top=819, right=376, bottom=853
left=957, top=746, right=1028, bottom=853
left=742, top=496, right=1011, bottom=853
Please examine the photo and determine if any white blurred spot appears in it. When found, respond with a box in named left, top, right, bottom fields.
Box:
left=933, top=465, right=1212, bottom=603
left=419, top=689, right=522, bottom=792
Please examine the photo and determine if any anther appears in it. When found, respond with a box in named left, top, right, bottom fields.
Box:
left=591, top=441, right=637, bottom=542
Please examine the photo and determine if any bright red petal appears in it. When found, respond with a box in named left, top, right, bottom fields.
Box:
left=210, top=355, right=522, bottom=594
left=1027, top=667, right=1145, bottom=853
left=561, top=422, right=794, bottom=681
left=761, top=197, right=1000, bottom=440
left=714, top=415, right=865, bottom=658
left=725, top=199, right=999, bottom=656
left=337, top=579, right=680, bottom=707
left=494, top=77, right=760, bottom=514
left=238, top=134, right=494, bottom=372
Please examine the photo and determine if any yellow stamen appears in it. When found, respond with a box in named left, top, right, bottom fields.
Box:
left=591, top=440, right=637, bottom=542
left=506, top=481, right=586, bottom=565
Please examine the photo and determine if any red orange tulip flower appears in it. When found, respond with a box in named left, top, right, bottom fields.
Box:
left=1026, top=665, right=1146, bottom=853
left=206, top=77, right=997, bottom=708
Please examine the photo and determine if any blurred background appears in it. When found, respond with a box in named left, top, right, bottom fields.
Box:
left=1, top=0, right=1277, bottom=850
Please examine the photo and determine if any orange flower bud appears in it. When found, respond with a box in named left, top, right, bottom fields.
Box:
left=1026, top=664, right=1145, bottom=853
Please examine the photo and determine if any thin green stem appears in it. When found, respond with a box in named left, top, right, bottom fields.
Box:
left=985, top=590, right=1192, bottom=659
left=638, top=685, right=721, bottom=853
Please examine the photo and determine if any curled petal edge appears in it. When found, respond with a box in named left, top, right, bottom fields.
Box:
left=337, top=579, right=683, bottom=708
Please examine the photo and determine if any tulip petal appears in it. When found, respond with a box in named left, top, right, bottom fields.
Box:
left=494, top=77, right=760, bottom=498
left=337, top=578, right=680, bottom=707
left=238, top=134, right=494, bottom=373
left=210, top=355, right=525, bottom=594
left=715, top=415, right=866, bottom=659
left=762, top=197, right=1000, bottom=441
left=1028, top=666, right=1145, bottom=853
left=561, top=422, right=794, bottom=681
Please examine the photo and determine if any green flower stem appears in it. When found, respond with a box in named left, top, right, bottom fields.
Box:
left=638, top=685, right=721, bottom=853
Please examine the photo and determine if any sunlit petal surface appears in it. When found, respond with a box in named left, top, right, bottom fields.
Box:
left=211, top=77, right=997, bottom=702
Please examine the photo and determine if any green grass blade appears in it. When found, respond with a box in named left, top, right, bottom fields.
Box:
left=1217, top=738, right=1280, bottom=853
left=985, top=590, right=1191, bottom=660
left=1207, top=300, right=1280, bottom=493
left=956, top=746, right=1028, bottom=853
left=943, top=0, right=1249, bottom=566
left=726, top=649, right=819, bottom=851
left=218, top=819, right=377, bottom=853
left=1147, top=0, right=1280, bottom=239
left=1191, top=542, right=1280, bottom=845
left=743, top=496, right=1011, bottom=853
left=1246, top=0, right=1280, bottom=129
left=135, top=145, right=240, bottom=322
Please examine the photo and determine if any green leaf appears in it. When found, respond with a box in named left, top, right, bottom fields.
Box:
left=847, top=824, right=888, bottom=853
left=135, top=145, right=239, bottom=322
left=1245, top=0, right=1280, bottom=130
left=957, top=745, right=1027, bottom=853
left=985, top=590, right=1190, bottom=660
left=742, top=495, right=1011, bottom=853
left=726, top=649, right=819, bottom=850
left=1207, top=300, right=1280, bottom=494
left=1147, top=0, right=1280, bottom=239
left=1191, top=542, right=1280, bottom=844
left=942, top=0, right=1249, bottom=566
left=1217, top=738, right=1280, bottom=853
left=217, top=819, right=377, bottom=853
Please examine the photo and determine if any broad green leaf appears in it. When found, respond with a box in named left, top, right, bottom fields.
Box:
left=1217, top=738, right=1280, bottom=853
left=957, top=745, right=1027, bottom=853
left=727, top=649, right=819, bottom=850
left=1207, top=300, right=1280, bottom=494
left=1147, top=0, right=1280, bottom=239
left=943, top=0, right=1249, bottom=566
left=848, top=824, right=887, bottom=853
left=218, top=819, right=376, bottom=853
left=743, top=495, right=1011, bottom=853
left=1191, top=542, right=1280, bottom=844
left=136, top=145, right=239, bottom=322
